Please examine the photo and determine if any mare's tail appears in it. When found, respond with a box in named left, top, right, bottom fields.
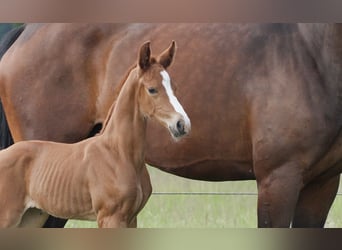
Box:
left=0, top=24, right=25, bottom=149
left=0, top=101, right=13, bottom=149
left=0, top=25, right=68, bottom=228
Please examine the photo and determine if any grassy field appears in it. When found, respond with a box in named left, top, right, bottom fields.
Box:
left=66, top=166, right=342, bottom=228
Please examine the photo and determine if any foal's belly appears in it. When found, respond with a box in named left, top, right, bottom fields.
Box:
left=27, top=159, right=96, bottom=220
left=26, top=192, right=96, bottom=221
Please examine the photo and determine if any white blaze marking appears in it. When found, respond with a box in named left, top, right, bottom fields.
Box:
left=160, top=70, right=191, bottom=128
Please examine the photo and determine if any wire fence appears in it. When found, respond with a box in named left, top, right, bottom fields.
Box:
left=151, top=192, right=342, bottom=196
left=152, top=192, right=256, bottom=196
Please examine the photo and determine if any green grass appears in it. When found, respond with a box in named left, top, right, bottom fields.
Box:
left=66, top=166, right=342, bottom=228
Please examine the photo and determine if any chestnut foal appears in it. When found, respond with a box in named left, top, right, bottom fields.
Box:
left=0, top=41, right=190, bottom=228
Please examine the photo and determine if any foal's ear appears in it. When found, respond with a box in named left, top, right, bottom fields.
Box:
left=157, top=41, right=176, bottom=69
left=138, top=41, right=151, bottom=71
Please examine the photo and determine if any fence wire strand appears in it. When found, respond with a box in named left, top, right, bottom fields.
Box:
left=151, top=192, right=255, bottom=196
left=152, top=192, right=342, bottom=196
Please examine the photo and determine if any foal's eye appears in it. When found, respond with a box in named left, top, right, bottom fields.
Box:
left=148, top=88, right=158, bottom=94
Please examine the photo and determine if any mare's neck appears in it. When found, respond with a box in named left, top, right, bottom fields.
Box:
left=298, top=24, right=342, bottom=116
left=299, top=24, right=342, bottom=86
left=101, top=67, right=146, bottom=165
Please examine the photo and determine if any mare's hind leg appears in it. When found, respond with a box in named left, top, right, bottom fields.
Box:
left=292, top=175, right=339, bottom=227
left=129, top=217, right=137, bottom=228
left=19, top=208, right=50, bottom=227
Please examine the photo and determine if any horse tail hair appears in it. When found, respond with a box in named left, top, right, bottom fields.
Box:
left=0, top=101, right=13, bottom=149
left=0, top=24, right=25, bottom=149
left=0, top=24, right=25, bottom=59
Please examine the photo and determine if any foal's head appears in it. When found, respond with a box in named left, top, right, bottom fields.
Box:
left=136, top=41, right=191, bottom=139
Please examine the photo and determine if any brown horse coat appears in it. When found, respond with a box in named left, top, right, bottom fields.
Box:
left=0, top=41, right=190, bottom=227
left=0, top=23, right=342, bottom=227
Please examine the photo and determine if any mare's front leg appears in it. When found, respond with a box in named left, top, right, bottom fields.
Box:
left=292, top=175, right=339, bottom=227
left=255, top=161, right=302, bottom=227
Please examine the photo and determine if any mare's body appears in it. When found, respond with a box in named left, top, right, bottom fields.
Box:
left=0, top=24, right=342, bottom=227
left=0, top=41, right=190, bottom=228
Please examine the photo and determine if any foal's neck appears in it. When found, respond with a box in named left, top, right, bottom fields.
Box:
left=101, top=67, right=146, bottom=165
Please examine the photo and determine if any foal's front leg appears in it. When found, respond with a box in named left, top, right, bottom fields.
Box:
left=97, top=212, right=130, bottom=228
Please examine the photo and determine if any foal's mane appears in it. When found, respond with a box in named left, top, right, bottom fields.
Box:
left=100, top=64, right=137, bottom=134
left=100, top=57, right=158, bottom=134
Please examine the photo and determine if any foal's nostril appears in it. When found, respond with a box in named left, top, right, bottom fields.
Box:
left=177, top=120, right=185, bottom=133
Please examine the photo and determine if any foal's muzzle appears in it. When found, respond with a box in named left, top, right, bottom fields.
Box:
left=170, top=118, right=190, bottom=139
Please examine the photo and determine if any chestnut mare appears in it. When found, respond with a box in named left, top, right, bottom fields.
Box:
left=0, top=41, right=190, bottom=228
left=1, top=24, right=342, bottom=228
